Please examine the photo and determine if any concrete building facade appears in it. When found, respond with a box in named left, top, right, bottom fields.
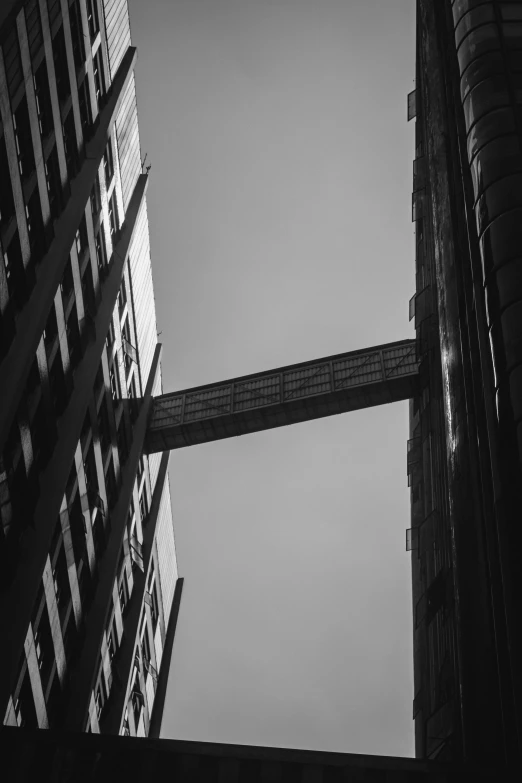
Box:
left=0, top=0, right=182, bottom=737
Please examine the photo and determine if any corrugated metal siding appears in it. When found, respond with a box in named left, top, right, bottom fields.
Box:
left=115, top=73, right=142, bottom=212
left=145, top=672, right=155, bottom=715
left=147, top=452, right=162, bottom=495
left=46, top=0, right=62, bottom=31
left=154, top=624, right=163, bottom=670
left=102, top=0, right=131, bottom=79
left=155, top=480, right=178, bottom=623
left=25, top=0, right=43, bottom=64
left=128, top=200, right=158, bottom=395
left=3, top=27, right=23, bottom=101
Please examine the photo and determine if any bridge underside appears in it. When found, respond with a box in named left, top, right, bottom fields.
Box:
left=145, top=340, right=418, bottom=454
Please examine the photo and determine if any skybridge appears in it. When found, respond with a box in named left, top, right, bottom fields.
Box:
left=144, top=339, right=418, bottom=454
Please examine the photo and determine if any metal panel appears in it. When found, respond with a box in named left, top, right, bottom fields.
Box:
left=102, top=0, right=131, bottom=79
left=128, top=200, right=158, bottom=394
left=153, top=624, right=163, bottom=671
left=154, top=480, right=178, bottom=624
left=25, top=0, right=43, bottom=63
left=115, top=73, right=142, bottom=212
left=145, top=671, right=155, bottom=715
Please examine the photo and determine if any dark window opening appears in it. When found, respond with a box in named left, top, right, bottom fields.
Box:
left=69, top=0, right=86, bottom=71
left=66, top=302, right=81, bottom=367
left=87, top=0, right=100, bottom=40
left=13, top=98, right=35, bottom=179
left=140, top=620, right=151, bottom=668
left=95, top=226, right=107, bottom=275
left=98, top=398, right=112, bottom=458
left=117, top=417, right=129, bottom=465
left=108, top=191, right=119, bottom=239
left=3, top=231, right=28, bottom=308
left=118, top=567, right=129, bottom=614
left=45, top=146, right=63, bottom=220
left=33, top=603, right=55, bottom=689
left=93, top=47, right=106, bottom=108
left=33, top=61, right=54, bottom=139
left=82, top=264, right=96, bottom=319
left=103, top=140, right=114, bottom=185
left=150, top=582, right=159, bottom=629
left=95, top=672, right=107, bottom=718
left=108, top=617, right=118, bottom=662
left=63, top=112, right=79, bottom=177
left=75, top=214, right=89, bottom=260
left=25, top=189, right=46, bottom=264
left=139, top=490, right=148, bottom=525
left=90, top=174, right=102, bottom=223
left=52, top=26, right=71, bottom=106
left=49, top=354, right=68, bottom=416
left=106, top=457, right=118, bottom=510
left=109, top=361, right=121, bottom=401
left=43, top=304, right=59, bottom=356
left=0, top=134, right=16, bottom=228
left=78, top=76, right=92, bottom=139
left=52, top=541, right=71, bottom=625
left=61, top=256, right=75, bottom=305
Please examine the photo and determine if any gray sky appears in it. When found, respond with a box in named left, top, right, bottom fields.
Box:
left=128, top=0, right=416, bottom=758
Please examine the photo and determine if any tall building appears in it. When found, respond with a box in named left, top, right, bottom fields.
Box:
left=0, top=0, right=182, bottom=736
left=2, top=0, right=522, bottom=773
left=407, top=0, right=522, bottom=765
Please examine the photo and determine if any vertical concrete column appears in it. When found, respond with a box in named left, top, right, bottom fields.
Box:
left=0, top=48, right=31, bottom=266
left=75, top=444, right=97, bottom=572
left=24, top=624, right=49, bottom=729
left=42, top=556, right=67, bottom=684
left=59, top=0, right=83, bottom=152
left=38, top=0, right=68, bottom=187
left=59, top=498, right=83, bottom=628
left=53, top=286, right=72, bottom=377
left=70, top=242, right=86, bottom=322
left=16, top=9, right=51, bottom=226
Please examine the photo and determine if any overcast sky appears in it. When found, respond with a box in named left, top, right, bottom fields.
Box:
left=128, top=0, right=416, bottom=758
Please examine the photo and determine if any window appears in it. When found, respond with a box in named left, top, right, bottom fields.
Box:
left=78, top=76, right=92, bottom=137
left=108, top=192, right=119, bottom=238
left=95, top=227, right=107, bottom=274
left=107, top=617, right=118, bottom=662
left=33, top=62, right=54, bottom=138
left=13, top=98, right=35, bottom=178
left=139, top=490, right=148, bottom=525
left=93, top=48, right=105, bottom=106
left=87, top=0, right=100, bottom=39
left=75, top=215, right=88, bottom=258
left=109, top=360, right=120, bottom=399
left=121, top=708, right=130, bottom=736
left=117, top=281, right=127, bottom=316
left=69, top=0, right=85, bottom=70
left=95, top=673, right=107, bottom=718
left=61, top=256, right=75, bottom=302
left=103, top=140, right=114, bottom=185
left=106, top=319, right=115, bottom=351
left=45, top=146, right=62, bottom=219
left=90, top=174, right=102, bottom=222
left=53, top=26, right=71, bottom=106
left=0, top=134, right=15, bottom=227
left=118, top=567, right=129, bottom=613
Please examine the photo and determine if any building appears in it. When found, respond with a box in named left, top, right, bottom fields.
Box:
left=2, top=0, right=522, bottom=772
left=407, top=0, right=522, bottom=765
left=0, top=0, right=182, bottom=737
